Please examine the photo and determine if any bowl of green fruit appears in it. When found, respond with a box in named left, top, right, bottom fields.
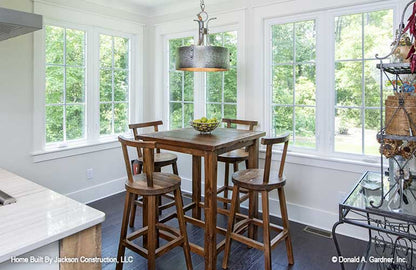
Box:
left=190, top=117, right=220, bottom=134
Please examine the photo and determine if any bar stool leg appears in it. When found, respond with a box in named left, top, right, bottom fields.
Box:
left=278, top=187, right=294, bottom=265
left=174, top=188, right=193, bottom=270
left=233, top=162, right=238, bottom=172
left=147, top=195, right=157, bottom=270
left=262, top=191, right=272, bottom=270
left=116, top=192, right=133, bottom=270
left=223, top=162, right=230, bottom=209
left=222, top=185, right=240, bottom=270
left=129, top=194, right=139, bottom=227
left=248, top=191, right=258, bottom=240
left=142, top=197, right=148, bottom=248
left=172, top=162, right=179, bottom=175
left=129, top=164, right=142, bottom=228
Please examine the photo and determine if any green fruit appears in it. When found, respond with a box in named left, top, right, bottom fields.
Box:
left=211, top=117, right=217, bottom=122
left=201, top=117, right=208, bottom=123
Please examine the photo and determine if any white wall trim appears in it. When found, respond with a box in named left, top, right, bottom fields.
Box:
left=63, top=173, right=368, bottom=241
left=32, top=140, right=120, bottom=163
left=65, top=176, right=126, bottom=204
left=179, top=177, right=368, bottom=241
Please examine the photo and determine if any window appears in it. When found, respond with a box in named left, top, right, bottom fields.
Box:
left=99, top=34, right=130, bottom=136
left=45, top=25, right=86, bottom=145
left=270, top=20, right=316, bottom=148
left=168, top=37, right=194, bottom=129
left=266, top=5, right=394, bottom=159
left=206, top=31, right=238, bottom=120
left=334, top=9, right=393, bottom=155
left=166, top=31, right=239, bottom=129
left=41, top=22, right=136, bottom=152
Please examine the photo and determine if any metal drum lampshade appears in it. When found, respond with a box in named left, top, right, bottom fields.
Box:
left=176, top=45, right=229, bottom=72
left=176, top=0, right=230, bottom=72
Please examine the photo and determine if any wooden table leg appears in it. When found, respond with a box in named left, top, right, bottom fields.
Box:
left=204, top=151, right=218, bottom=270
left=248, top=139, right=259, bottom=240
left=60, top=224, right=102, bottom=270
left=192, top=155, right=202, bottom=219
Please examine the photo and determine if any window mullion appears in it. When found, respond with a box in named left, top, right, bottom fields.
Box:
left=292, top=23, right=296, bottom=145
left=63, top=28, right=67, bottom=143
left=361, top=13, right=366, bottom=155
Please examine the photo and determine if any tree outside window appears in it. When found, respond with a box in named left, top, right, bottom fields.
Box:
left=271, top=20, right=316, bottom=148
left=206, top=31, right=238, bottom=122
left=168, top=37, right=194, bottom=129
left=99, top=34, right=130, bottom=136
left=334, top=9, right=393, bottom=155
left=45, top=25, right=86, bottom=144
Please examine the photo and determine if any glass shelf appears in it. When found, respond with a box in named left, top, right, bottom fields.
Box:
left=342, top=171, right=416, bottom=223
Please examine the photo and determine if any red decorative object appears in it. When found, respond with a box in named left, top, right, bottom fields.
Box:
left=405, top=3, right=416, bottom=72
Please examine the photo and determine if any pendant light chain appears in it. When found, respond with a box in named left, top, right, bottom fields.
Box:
left=200, top=0, right=205, bottom=11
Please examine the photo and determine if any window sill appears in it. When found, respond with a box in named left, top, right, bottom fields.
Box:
left=32, top=138, right=121, bottom=163
left=259, top=149, right=384, bottom=174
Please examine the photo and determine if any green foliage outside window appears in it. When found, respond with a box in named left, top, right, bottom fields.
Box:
left=271, top=20, right=316, bottom=148
left=334, top=10, right=393, bottom=155
left=99, top=35, right=130, bottom=135
left=169, top=37, right=194, bottom=129
left=206, top=31, right=238, bottom=122
left=45, top=25, right=85, bottom=143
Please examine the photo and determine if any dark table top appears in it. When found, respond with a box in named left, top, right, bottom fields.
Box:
left=136, top=128, right=266, bottom=152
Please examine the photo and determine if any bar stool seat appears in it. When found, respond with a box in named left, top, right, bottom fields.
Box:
left=232, top=169, right=286, bottom=191
left=117, top=137, right=192, bottom=270
left=218, top=149, right=248, bottom=162
left=217, top=119, right=258, bottom=210
left=136, top=152, right=178, bottom=168
left=125, top=173, right=181, bottom=196
left=222, top=134, right=294, bottom=270
left=129, top=121, right=179, bottom=228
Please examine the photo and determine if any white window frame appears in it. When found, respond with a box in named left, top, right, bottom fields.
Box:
left=264, top=2, right=399, bottom=163
left=33, top=11, right=142, bottom=162
left=205, top=27, right=240, bottom=121
left=96, top=28, right=133, bottom=139
left=43, top=22, right=88, bottom=147
left=163, top=24, right=245, bottom=129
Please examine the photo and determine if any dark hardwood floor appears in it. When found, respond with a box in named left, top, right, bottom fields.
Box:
left=89, top=192, right=365, bottom=270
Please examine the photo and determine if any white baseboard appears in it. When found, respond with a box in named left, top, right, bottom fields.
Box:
left=65, top=177, right=126, bottom=204
left=65, top=175, right=368, bottom=241
left=181, top=177, right=368, bottom=241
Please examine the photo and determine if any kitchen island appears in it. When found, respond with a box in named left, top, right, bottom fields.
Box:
left=0, top=169, right=105, bottom=270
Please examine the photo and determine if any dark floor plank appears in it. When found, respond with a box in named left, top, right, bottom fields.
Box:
left=89, top=192, right=365, bottom=270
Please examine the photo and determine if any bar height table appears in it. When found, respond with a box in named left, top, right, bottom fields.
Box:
left=137, top=127, right=265, bottom=269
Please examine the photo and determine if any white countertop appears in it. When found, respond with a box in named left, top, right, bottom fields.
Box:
left=0, top=169, right=105, bottom=263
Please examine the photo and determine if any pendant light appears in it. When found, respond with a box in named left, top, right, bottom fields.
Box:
left=176, top=0, right=230, bottom=72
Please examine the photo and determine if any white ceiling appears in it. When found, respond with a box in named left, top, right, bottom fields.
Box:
left=86, top=0, right=203, bottom=9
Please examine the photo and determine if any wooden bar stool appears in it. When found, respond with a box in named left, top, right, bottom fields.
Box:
left=217, top=118, right=258, bottom=209
left=129, top=121, right=178, bottom=227
left=117, top=136, right=192, bottom=270
left=222, top=133, right=294, bottom=270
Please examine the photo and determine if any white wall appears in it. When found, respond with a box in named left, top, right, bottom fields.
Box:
left=149, top=0, right=407, bottom=239
left=0, top=0, right=147, bottom=203
left=0, top=0, right=406, bottom=240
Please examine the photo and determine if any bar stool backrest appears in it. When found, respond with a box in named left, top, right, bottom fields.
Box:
left=261, top=133, right=290, bottom=184
left=129, top=121, right=163, bottom=158
left=119, top=136, right=157, bottom=187
left=222, top=118, right=258, bottom=131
